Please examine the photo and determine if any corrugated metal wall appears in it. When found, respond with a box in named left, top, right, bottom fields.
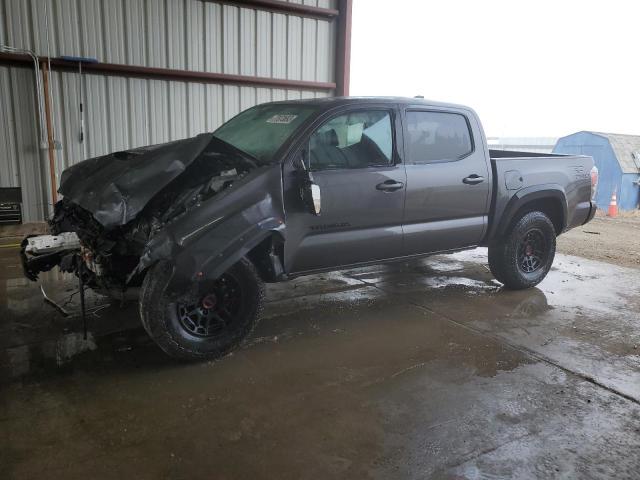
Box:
left=0, top=0, right=338, bottom=222
left=0, top=65, right=48, bottom=222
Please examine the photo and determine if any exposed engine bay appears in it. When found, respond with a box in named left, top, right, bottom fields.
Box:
left=21, top=134, right=256, bottom=296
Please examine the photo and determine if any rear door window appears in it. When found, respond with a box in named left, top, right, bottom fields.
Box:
left=405, top=111, right=473, bottom=164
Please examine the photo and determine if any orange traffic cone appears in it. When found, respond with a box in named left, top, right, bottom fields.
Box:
left=608, top=190, right=618, bottom=217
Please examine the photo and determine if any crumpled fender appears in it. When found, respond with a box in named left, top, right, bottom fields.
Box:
left=132, top=164, right=285, bottom=294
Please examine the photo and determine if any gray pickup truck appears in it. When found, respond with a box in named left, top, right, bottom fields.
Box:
left=22, top=97, right=597, bottom=360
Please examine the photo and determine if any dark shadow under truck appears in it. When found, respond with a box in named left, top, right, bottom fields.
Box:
left=22, top=97, right=598, bottom=360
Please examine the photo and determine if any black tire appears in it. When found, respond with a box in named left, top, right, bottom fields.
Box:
left=488, top=211, right=556, bottom=290
left=139, top=258, right=264, bottom=360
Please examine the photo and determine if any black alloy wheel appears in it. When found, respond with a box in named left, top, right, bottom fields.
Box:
left=139, top=258, right=264, bottom=360
left=176, top=274, right=242, bottom=338
left=488, top=210, right=557, bottom=290
left=517, top=228, right=548, bottom=274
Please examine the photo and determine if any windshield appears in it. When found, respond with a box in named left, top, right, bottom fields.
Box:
left=213, top=104, right=318, bottom=163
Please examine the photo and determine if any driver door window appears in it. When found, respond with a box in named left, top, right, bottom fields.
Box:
left=309, top=111, right=393, bottom=170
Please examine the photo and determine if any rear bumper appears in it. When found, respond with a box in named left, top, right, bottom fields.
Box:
left=583, top=201, right=597, bottom=225
left=565, top=201, right=596, bottom=232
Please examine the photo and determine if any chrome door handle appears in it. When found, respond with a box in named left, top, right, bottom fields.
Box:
left=376, top=180, right=404, bottom=192
left=463, top=175, right=484, bottom=185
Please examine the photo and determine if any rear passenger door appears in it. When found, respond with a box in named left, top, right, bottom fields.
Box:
left=285, top=107, right=406, bottom=273
left=402, top=108, right=491, bottom=255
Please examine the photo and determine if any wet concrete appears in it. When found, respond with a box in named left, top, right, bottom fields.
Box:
left=1, top=244, right=640, bottom=479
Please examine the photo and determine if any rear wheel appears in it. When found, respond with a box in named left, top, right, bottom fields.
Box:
left=488, top=211, right=556, bottom=290
left=139, top=258, right=264, bottom=360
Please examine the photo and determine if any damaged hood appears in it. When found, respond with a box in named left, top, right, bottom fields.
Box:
left=59, top=134, right=247, bottom=228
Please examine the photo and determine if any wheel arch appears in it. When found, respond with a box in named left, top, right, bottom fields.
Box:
left=246, top=231, right=286, bottom=282
left=174, top=228, right=285, bottom=292
left=495, top=185, right=567, bottom=239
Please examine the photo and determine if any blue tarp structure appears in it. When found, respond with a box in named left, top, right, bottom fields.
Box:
left=554, top=132, right=640, bottom=211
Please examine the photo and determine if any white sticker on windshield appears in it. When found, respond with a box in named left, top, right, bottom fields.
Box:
left=267, top=114, right=298, bottom=124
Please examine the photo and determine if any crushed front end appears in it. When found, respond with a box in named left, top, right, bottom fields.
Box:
left=21, top=230, right=81, bottom=282
left=20, top=134, right=261, bottom=298
left=21, top=198, right=154, bottom=296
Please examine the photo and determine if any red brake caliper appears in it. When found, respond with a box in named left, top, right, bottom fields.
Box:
left=202, top=294, right=217, bottom=310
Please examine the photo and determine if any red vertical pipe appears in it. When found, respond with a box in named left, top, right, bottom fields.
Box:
left=41, top=60, right=58, bottom=206
left=335, top=0, right=353, bottom=96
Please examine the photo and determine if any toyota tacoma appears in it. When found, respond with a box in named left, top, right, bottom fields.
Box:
left=22, top=97, right=598, bottom=360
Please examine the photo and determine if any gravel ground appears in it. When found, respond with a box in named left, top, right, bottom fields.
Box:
left=557, top=213, right=640, bottom=269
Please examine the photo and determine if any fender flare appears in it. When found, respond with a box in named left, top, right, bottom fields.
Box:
left=493, top=184, right=568, bottom=239
left=164, top=219, right=285, bottom=295
left=196, top=227, right=282, bottom=283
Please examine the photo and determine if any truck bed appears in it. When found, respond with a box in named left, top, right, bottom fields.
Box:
left=489, top=149, right=569, bottom=159
left=487, top=149, right=594, bottom=241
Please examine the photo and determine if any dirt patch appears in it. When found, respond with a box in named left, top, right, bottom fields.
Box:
left=557, top=213, right=640, bottom=269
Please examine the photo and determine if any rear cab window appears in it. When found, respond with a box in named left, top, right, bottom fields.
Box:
left=405, top=110, right=473, bottom=164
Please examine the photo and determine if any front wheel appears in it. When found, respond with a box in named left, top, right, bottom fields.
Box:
left=488, top=211, right=556, bottom=290
left=139, top=258, right=264, bottom=360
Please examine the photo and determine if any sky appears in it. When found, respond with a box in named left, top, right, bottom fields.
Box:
left=350, top=0, right=639, bottom=138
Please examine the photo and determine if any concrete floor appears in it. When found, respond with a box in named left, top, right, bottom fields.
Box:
left=1, top=245, right=640, bottom=479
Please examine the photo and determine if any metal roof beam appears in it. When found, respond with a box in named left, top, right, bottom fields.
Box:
left=207, top=0, right=339, bottom=20
left=0, top=52, right=336, bottom=91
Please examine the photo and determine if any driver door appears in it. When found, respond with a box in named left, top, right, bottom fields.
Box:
left=284, top=107, right=406, bottom=273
